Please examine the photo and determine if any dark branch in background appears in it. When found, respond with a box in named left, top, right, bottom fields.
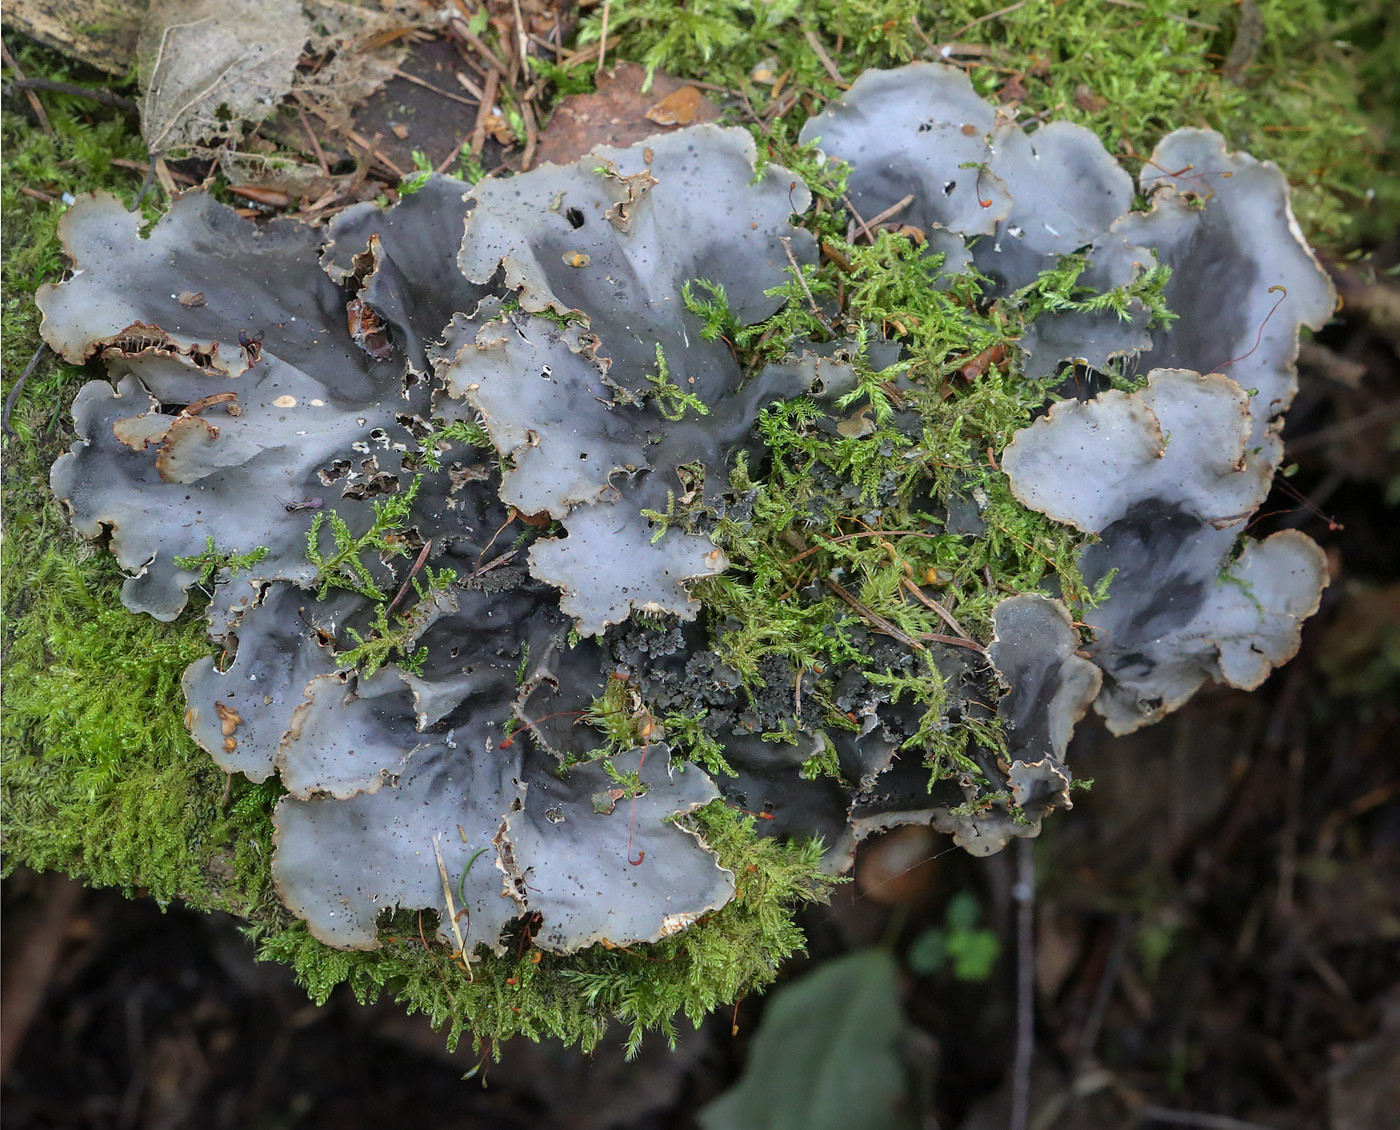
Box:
left=1221, top=0, right=1265, bottom=85
left=1136, top=1106, right=1283, bottom=1130
left=1010, top=837, right=1036, bottom=1130
left=1072, top=915, right=1132, bottom=1080
left=1285, top=399, right=1400, bottom=454
left=129, top=161, right=156, bottom=212
left=3, top=344, right=49, bottom=438
left=0, top=37, right=53, bottom=136
left=5, top=77, right=135, bottom=111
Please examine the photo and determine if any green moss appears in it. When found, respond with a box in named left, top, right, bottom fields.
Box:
left=3, top=3, right=1397, bottom=1053
left=255, top=801, right=833, bottom=1056
left=579, top=0, right=1396, bottom=245
left=691, top=217, right=1129, bottom=782
left=0, top=46, right=261, bottom=908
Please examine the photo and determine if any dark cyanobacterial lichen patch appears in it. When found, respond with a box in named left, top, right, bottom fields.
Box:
left=37, top=61, right=1334, bottom=1043
left=801, top=63, right=1332, bottom=741
left=41, top=129, right=821, bottom=964
left=1002, top=369, right=1327, bottom=734
left=448, top=127, right=820, bottom=634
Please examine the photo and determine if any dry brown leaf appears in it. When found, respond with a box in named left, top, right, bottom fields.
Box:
left=535, top=62, right=719, bottom=166
left=137, top=0, right=310, bottom=155
left=1073, top=82, right=1109, bottom=113
left=295, top=0, right=412, bottom=133
left=645, top=85, right=702, bottom=127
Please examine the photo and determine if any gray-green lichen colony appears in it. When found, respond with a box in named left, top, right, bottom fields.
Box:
left=40, top=64, right=1332, bottom=954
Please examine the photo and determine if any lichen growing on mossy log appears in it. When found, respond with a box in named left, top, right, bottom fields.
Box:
left=13, top=51, right=1339, bottom=1049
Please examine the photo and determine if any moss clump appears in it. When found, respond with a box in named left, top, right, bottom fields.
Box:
left=578, top=0, right=1395, bottom=244
left=687, top=175, right=1140, bottom=780
left=0, top=45, right=267, bottom=910
left=0, top=545, right=277, bottom=910
left=4, top=3, right=1397, bottom=1051
left=256, top=802, right=831, bottom=1056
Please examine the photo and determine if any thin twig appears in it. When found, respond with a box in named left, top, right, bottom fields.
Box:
left=1285, top=399, right=1400, bottom=453
left=824, top=578, right=925, bottom=651
left=921, top=632, right=986, bottom=652
left=802, top=25, right=844, bottom=85
left=436, top=135, right=468, bottom=174
left=385, top=539, right=433, bottom=618
left=520, top=98, right=539, bottom=171
left=950, top=0, right=1029, bottom=39
left=673, top=77, right=732, bottom=92
left=787, top=528, right=939, bottom=564
left=510, top=0, right=530, bottom=86
left=841, top=194, right=876, bottom=242
left=900, top=578, right=981, bottom=647
left=524, top=31, right=561, bottom=61
left=1136, top=1107, right=1280, bottom=1130
left=111, top=157, right=199, bottom=186
left=467, top=549, right=518, bottom=583
left=1297, top=340, right=1366, bottom=387
left=863, top=193, right=915, bottom=231
left=1010, top=837, right=1036, bottom=1130
left=1316, top=780, right=1400, bottom=852
left=1072, top=915, right=1133, bottom=1080
left=470, top=68, right=500, bottom=157
left=5, top=77, right=135, bottom=111
left=909, top=15, right=938, bottom=52
left=560, top=35, right=618, bottom=69
left=1, top=39, right=54, bottom=136
left=762, top=87, right=800, bottom=132
left=779, top=235, right=832, bottom=331
left=342, top=128, right=405, bottom=177
left=597, top=0, right=611, bottom=73
left=431, top=833, right=472, bottom=976
left=127, top=159, right=154, bottom=212
left=297, top=187, right=343, bottom=217
left=454, top=69, right=486, bottom=100
left=393, top=67, right=479, bottom=107
left=153, top=155, right=179, bottom=200
left=3, top=343, right=49, bottom=438
left=297, top=107, right=331, bottom=177
left=1099, top=0, right=1219, bottom=30
left=452, top=17, right=511, bottom=77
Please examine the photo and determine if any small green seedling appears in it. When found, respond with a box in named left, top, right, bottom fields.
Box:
left=907, top=891, right=1001, bottom=982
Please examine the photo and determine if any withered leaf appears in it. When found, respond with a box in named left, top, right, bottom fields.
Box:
left=214, top=700, right=243, bottom=736
left=534, top=62, right=720, bottom=165
left=1073, top=83, right=1109, bottom=113
left=999, top=74, right=1030, bottom=104
left=137, top=0, right=310, bottom=156
left=645, top=85, right=703, bottom=127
